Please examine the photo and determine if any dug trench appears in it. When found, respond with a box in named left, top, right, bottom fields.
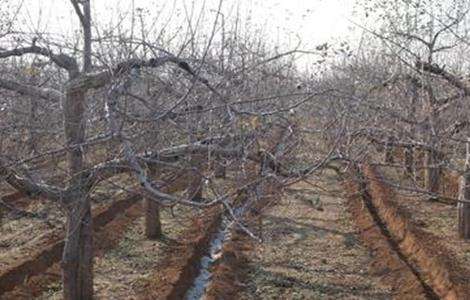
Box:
left=345, top=170, right=436, bottom=299
left=134, top=206, right=224, bottom=299
left=347, top=164, right=470, bottom=299
left=0, top=192, right=142, bottom=298
left=135, top=182, right=277, bottom=300
left=203, top=200, right=268, bottom=299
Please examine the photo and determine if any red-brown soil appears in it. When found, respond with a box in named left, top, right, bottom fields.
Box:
left=204, top=218, right=256, bottom=300
left=205, top=181, right=279, bottom=299
left=236, top=173, right=393, bottom=299
left=2, top=161, right=468, bottom=300
left=359, top=164, right=470, bottom=299
left=0, top=193, right=141, bottom=298
left=345, top=171, right=433, bottom=299
left=134, top=206, right=223, bottom=299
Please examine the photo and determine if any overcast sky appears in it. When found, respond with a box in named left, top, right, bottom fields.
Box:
left=17, top=0, right=357, bottom=49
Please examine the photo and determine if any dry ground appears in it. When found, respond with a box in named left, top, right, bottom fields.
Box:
left=36, top=205, right=195, bottom=299
left=383, top=166, right=470, bottom=276
left=238, top=171, right=393, bottom=299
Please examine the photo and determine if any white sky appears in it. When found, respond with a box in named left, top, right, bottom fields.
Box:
left=16, top=0, right=357, bottom=50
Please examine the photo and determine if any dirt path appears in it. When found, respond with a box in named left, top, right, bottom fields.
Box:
left=238, top=171, right=393, bottom=299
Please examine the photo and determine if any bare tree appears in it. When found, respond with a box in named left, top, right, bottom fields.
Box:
left=0, top=1, right=330, bottom=298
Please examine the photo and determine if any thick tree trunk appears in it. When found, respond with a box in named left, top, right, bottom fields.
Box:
left=64, top=90, right=86, bottom=177
left=144, top=168, right=162, bottom=239
left=458, top=176, right=470, bottom=239
left=144, top=197, right=162, bottom=239
left=186, top=154, right=203, bottom=202
left=458, top=140, right=470, bottom=239
left=62, top=88, right=91, bottom=299
left=62, top=195, right=93, bottom=300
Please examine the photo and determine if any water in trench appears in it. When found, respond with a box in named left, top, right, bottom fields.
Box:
left=184, top=207, right=244, bottom=300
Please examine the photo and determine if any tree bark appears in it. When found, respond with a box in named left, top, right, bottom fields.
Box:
left=62, top=194, right=93, bottom=300
left=64, top=89, right=86, bottom=178
left=405, top=79, right=418, bottom=178
left=424, top=147, right=440, bottom=199
left=384, top=136, right=395, bottom=164
left=404, top=145, right=414, bottom=178
left=188, top=170, right=203, bottom=202
left=62, top=86, right=91, bottom=299
left=82, top=0, right=92, bottom=72
left=458, top=139, right=470, bottom=239
left=144, top=197, right=162, bottom=239
left=61, top=2, right=94, bottom=294
left=188, top=153, right=203, bottom=202
left=28, top=72, right=39, bottom=154
left=144, top=168, right=162, bottom=239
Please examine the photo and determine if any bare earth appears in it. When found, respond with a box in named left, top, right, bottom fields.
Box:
left=239, top=173, right=393, bottom=299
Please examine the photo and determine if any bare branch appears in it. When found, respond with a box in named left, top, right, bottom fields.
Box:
left=416, top=60, right=470, bottom=95
left=0, top=164, right=63, bottom=201
left=0, top=46, right=79, bottom=75
left=0, top=77, right=63, bottom=102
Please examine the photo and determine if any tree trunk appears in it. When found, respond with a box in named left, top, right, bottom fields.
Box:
left=144, top=197, right=162, bottom=239
left=404, top=145, right=414, bottom=178
left=384, top=136, right=394, bottom=164
left=424, top=148, right=440, bottom=200
left=144, top=167, right=162, bottom=239
left=188, top=171, right=203, bottom=202
left=28, top=73, right=39, bottom=154
left=405, top=78, right=418, bottom=178
left=214, top=161, right=226, bottom=178
left=458, top=139, right=470, bottom=239
left=187, top=154, right=203, bottom=202
left=64, top=90, right=86, bottom=178
left=82, top=0, right=92, bottom=72
left=62, top=88, right=91, bottom=299
left=62, top=195, right=93, bottom=300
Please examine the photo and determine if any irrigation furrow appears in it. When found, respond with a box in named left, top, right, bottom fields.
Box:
left=137, top=189, right=272, bottom=300
left=347, top=164, right=470, bottom=299
left=135, top=206, right=224, bottom=299
left=0, top=193, right=141, bottom=297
